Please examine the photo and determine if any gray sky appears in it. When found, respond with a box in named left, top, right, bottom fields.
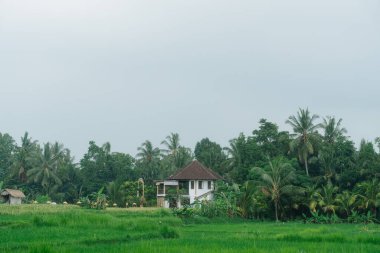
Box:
left=1, top=0, right=379, bottom=160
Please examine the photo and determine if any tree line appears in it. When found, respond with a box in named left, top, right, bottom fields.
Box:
left=0, top=108, right=379, bottom=221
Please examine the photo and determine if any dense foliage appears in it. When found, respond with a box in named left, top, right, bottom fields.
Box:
left=1, top=108, right=379, bottom=221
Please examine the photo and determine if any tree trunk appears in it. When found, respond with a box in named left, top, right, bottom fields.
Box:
left=275, top=202, right=279, bottom=222
left=305, top=157, right=309, bottom=176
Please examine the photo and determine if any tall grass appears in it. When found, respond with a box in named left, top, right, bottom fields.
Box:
left=0, top=205, right=379, bottom=253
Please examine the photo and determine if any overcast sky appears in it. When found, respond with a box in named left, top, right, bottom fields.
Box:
left=0, top=0, right=379, bottom=160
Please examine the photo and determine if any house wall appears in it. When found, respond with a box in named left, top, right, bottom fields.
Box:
left=9, top=196, right=22, bottom=205
left=156, top=180, right=216, bottom=208
left=188, top=180, right=214, bottom=204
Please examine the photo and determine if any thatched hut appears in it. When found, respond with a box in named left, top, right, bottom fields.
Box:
left=1, top=189, right=26, bottom=204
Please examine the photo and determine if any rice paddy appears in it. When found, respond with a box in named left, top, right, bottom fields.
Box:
left=0, top=205, right=379, bottom=253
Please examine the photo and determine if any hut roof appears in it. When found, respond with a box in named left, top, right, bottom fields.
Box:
left=1, top=189, right=26, bottom=198
left=167, top=160, right=223, bottom=180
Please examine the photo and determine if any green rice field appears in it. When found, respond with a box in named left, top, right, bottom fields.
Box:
left=0, top=205, right=379, bottom=253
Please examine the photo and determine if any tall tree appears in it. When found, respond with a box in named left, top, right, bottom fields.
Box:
left=319, top=116, right=348, bottom=181
left=252, top=157, right=300, bottom=221
left=27, top=143, right=63, bottom=196
left=194, top=138, right=226, bottom=174
left=161, top=133, right=180, bottom=157
left=286, top=108, right=321, bottom=176
left=224, top=134, right=247, bottom=183
left=0, top=133, right=15, bottom=182
left=11, top=132, right=38, bottom=183
left=80, top=141, right=115, bottom=194
left=356, top=179, right=380, bottom=217
left=136, top=140, right=161, bottom=181
left=375, top=137, right=380, bottom=153
left=321, top=116, right=347, bottom=144
left=251, top=119, right=290, bottom=158
left=109, top=152, right=135, bottom=182
left=356, top=140, right=380, bottom=180
left=161, top=133, right=192, bottom=172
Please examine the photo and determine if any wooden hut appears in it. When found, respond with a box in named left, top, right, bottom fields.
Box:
left=1, top=189, right=25, bottom=204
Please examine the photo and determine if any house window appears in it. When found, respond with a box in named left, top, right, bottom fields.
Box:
left=191, top=181, right=194, bottom=189
left=208, top=181, right=212, bottom=190
left=198, top=181, right=203, bottom=189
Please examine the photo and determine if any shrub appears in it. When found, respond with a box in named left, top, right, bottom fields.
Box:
left=348, top=211, right=377, bottom=224
left=172, top=206, right=195, bottom=218
left=303, top=211, right=342, bottom=224
left=80, top=188, right=107, bottom=210
left=35, top=195, right=50, bottom=204
left=159, top=225, right=179, bottom=239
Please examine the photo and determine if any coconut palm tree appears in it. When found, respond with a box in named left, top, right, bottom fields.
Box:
left=161, top=133, right=180, bottom=156
left=224, top=134, right=246, bottom=170
left=11, top=132, right=39, bottom=183
left=314, top=182, right=339, bottom=214
left=136, top=140, right=161, bottom=180
left=356, top=179, right=380, bottom=216
left=252, top=158, right=300, bottom=221
left=137, top=141, right=160, bottom=163
left=286, top=108, right=321, bottom=176
left=173, top=146, right=193, bottom=169
left=27, top=143, right=63, bottom=195
left=321, top=116, right=347, bottom=144
left=161, top=133, right=192, bottom=170
left=375, top=137, right=380, bottom=153
left=336, top=191, right=358, bottom=217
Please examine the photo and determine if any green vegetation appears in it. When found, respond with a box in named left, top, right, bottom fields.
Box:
left=0, top=108, right=380, bottom=222
left=0, top=205, right=379, bottom=253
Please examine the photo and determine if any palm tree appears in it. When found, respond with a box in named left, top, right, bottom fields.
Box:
left=305, top=184, right=320, bottom=213
left=375, top=137, right=380, bottom=153
left=318, top=148, right=335, bottom=181
left=27, top=143, right=63, bottom=195
left=356, top=179, right=380, bottom=216
left=161, top=133, right=192, bottom=170
left=11, top=132, right=38, bottom=182
left=252, top=158, right=300, bottom=221
left=224, top=134, right=246, bottom=170
left=107, top=181, right=123, bottom=206
left=136, top=140, right=161, bottom=180
left=321, top=116, right=347, bottom=144
left=137, top=140, right=160, bottom=163
left=161, top=133, right=180, bottom=156
left=314, top=182, right=339, bottom=214
left=173, top=147, right=193, bottom=169
left=286, top=108, right=321, bottom=176
left=336, top=191, right=358, bottom=217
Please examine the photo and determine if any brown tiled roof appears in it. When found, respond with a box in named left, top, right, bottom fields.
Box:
left=168, top=160, right=223, bottom=180
left=1, top=189, right=26, bottom=198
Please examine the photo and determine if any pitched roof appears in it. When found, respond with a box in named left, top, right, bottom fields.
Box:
left=168, top=160, right=223, bottom=180
left=1, top=189, right=26, bottom=198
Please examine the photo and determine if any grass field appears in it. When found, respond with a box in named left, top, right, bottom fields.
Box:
left=0, top=205, right=379, bottom=253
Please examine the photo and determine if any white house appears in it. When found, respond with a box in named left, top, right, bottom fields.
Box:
left=1, top=189, right=26, bottom=205
left=156, top=160, right=222, bottom=208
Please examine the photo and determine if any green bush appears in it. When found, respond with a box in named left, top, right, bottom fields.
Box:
left=159, top=225, right=179, bottom=239
left=35, top=195, right=50, bottom=204
left=172, top=207, right=195, bottom=218
left=303, top=211, right=342, bottom=224
left=348, top=211, right=377, bottom=224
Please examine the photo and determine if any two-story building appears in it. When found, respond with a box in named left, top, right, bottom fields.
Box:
left=156, top=160, right=222, bottom=208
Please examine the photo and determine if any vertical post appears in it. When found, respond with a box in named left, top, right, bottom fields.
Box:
left=177, top=183, right=180, bottom=208
left=195, top=180, right=197, bottom=197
